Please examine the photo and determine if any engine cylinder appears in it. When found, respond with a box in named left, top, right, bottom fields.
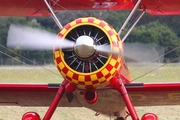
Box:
left=83, top=89, right=98, bottom=104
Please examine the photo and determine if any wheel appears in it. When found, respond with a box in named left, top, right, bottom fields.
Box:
left=141, top=113, right=158, bottom=120
left=22, top=112, right=41, bottom=120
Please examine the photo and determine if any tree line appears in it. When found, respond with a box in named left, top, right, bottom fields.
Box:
left=0, top=11, right=180, bottom=65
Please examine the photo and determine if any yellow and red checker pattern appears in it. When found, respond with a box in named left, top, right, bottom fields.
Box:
left=54, top=17, right=123, bottom=88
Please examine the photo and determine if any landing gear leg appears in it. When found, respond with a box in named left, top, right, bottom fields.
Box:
left=43, top=80, right=68, bottom=120
left=113, top=79, right=139, bottom=120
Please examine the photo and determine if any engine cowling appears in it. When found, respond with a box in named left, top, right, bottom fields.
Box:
left=54, top=17, right=123, bottom=88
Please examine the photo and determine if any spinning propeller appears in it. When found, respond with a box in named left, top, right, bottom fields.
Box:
left=7, top=24, right=163, bottom=63
left=7, top=25, right=74, bottom=50
left=7, top=24, right=124, bottom=60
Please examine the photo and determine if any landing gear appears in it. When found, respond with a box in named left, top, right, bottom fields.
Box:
left=21, top=80, right=69, bottom=120
left=43, top=80, right=68, bottom=120
left=112, top=78, right=139, bottom=120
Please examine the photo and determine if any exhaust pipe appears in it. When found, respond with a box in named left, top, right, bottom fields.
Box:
left=83, top=89, right=98, bottom=104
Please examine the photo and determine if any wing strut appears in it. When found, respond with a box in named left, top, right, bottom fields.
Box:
left=44, top=0, right=63, bottom=29
left=118, top=0, right=145, bottom=42
left=121, top=10, right=145, bottom=42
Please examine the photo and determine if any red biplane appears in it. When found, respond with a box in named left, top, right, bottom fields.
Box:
left=0, top=0, right=180, bottom=120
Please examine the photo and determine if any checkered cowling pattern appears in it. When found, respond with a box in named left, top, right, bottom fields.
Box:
left=54, top=17, right=123, bottom=88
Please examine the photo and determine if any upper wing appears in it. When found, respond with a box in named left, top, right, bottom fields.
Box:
left=141, top=0, right=180, bottom=15
left=1, top=0, right=180, bottom=16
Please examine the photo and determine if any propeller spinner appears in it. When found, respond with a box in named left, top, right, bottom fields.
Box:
left=74, top=35, right=96, bottom=58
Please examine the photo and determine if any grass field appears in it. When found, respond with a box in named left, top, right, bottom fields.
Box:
left=0, top=63, right=180, bottom=120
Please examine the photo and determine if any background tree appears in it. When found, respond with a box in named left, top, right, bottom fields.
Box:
left=0, top=17, right=54, bottom=65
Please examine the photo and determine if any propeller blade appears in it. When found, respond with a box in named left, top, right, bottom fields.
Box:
left=124, top=43, right=165, bottom=63
left=96, top=44, right=123, bottom=56
left=7, top=25, right=74, bottom=50
left=95, top=43, right=164, bottom=63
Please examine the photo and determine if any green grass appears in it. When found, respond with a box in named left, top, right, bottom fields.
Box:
left=0, top=63, right=180, bottom=120
left=128, top=63, right=180, bottom=82
left=0, top=66, right=63, bottom=83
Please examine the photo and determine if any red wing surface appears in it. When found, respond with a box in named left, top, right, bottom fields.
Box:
left=1, top=0, right=180, bottom=16
left=1, top=83, right=180, bottom=108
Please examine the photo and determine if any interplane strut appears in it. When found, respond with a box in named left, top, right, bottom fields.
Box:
left=44, top=0, right=63, bottom=29
left=118, top=0, right=146, bottom=42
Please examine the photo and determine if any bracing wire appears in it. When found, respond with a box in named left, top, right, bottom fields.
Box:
left=0, top=44, right=62, bottom=78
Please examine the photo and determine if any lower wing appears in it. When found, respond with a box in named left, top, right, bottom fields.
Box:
left=1, top=83, right=180, bottom=107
